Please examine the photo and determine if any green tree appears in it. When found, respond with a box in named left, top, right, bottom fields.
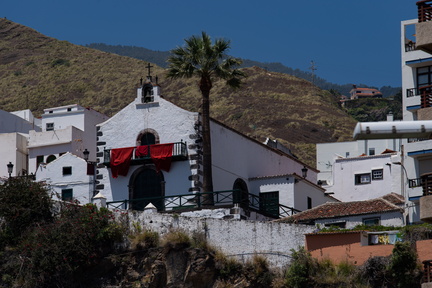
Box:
left=0, top=177, right=53, bottom=246
left=167, top=32, right=245, bottom=203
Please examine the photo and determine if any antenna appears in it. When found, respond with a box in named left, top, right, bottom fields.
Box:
left=309, top=60, right=317, bottom=85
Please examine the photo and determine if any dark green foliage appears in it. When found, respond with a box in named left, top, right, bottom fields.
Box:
left=285, top=247, right=318, bottom=288
left=361, top=256, right=391, bottom=287
left=0, top=177, right=53, bottom=246
left=51, top=58, right=70, bottom=67
left=17, top=203, right=124, bottom=287
left=345, top=96, right=402, bottom=122
left=387, top=242, right=422, bottom=288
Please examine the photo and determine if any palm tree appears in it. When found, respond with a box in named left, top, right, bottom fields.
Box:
left=167, top=32, right=245, bottom=205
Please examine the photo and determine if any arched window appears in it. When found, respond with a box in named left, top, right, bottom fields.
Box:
left=233, top=178, right=249, bottom=209
left=136, top=129, right=160, bottom=146
left=129, top=167, right=164, bottom=211
left=46, top=155, right=57, bottom=163
left=141, top=133, right=156, bottom=146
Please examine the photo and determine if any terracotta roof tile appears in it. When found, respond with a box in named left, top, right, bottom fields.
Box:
left=278, top=194, right=404, bottom=223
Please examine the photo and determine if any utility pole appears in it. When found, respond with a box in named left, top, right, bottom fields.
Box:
left=309, top=60, right=317, bottom=85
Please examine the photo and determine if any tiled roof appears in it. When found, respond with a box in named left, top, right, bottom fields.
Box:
left=278, top=193, right=404, bottom=223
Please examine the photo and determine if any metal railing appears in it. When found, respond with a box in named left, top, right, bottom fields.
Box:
left=405, top=42, right=416, bottom=52
left=422, top=173, right=432, bottom=196
left=418, top=0, right=432, bottom=22
left=106, top=189, right=301, bottom=219
left=409, top=177, right=422, bottom=188
left=406, top=87, right=419, bottom=98
left=104, top=142, right=187, bottom=164
left=421, top=85, right=432, bottom=108
left=424, top=260, right=432, bottom=283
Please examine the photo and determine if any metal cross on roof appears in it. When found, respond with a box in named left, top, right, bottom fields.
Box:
left=146, top=63, right=153, bottom=77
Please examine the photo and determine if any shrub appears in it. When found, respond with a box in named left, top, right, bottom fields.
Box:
left=0, top=177, right=53, bottom=246
left=51, top=58, right=70, bottom=67
left=130, top=230, right=159, bottom=250
left=387, top=241, right=422, bottom=288
left=361, top=256, right=390, bottom=287
left=215, top=251, right=243, bottom=280
left=160, top=229, right=191, bottom=250
left=17, top=203, right=124, bottom=287
left=285, top=247, right=318, bottom=288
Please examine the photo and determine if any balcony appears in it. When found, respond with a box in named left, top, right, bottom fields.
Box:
left=416, top=1, right=432, bottom=53
left=103, top=142, right=188, bottom=166
left=420, top=172, right=432, bottom=222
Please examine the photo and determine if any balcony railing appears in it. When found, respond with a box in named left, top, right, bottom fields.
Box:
left=407, top=87, right=419, bottom=98
left=418, top=0, right=432, bottom=22
left=422, top=172, right=432, bottom=195
left=424, top=260, right=432, bottom=283
left=106, top=189, right=301, bottom=219
left=103, top=142, right=188, bottom=166
left=409, top=177, right=423, bottom=188
left=405, top=42, right=417, bottom=52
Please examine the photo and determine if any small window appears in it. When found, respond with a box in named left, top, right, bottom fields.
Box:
left=46, top=122, right=54, bottom=131
left=324, top=222, right=346, bottom=228
left=345, top=152, right=350, bottom=157
left=61, top=189, right=73, bottom=201
left=67, top=108, right=72, bottom=111
left=36, top=155, right=44, bottom=169
left=307, top=197, right=312, bottom=209
left=363, top=217, right=380, bottom=226
left=372, top=169, right=383, bottom=180
left=46, top=155, right=56, bottom=163
left=63, top=166, right=72, bottom=175
left=355, top=173, right=371, bottom=185
left=369, top=148, right=375, bottom=156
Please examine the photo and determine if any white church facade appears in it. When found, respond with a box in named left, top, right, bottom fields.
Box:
left=94, top=78, right=336, bottom=218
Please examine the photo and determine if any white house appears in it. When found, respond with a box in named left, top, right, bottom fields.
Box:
left=36, top=152, right=94, bottom=204
left=0, top=109, right=40, bottom=177
left=27, top=104, right=108, bottom=174
left=280, top=193, right=405, bottom=229
left=94, top=77, right=335, bottom=218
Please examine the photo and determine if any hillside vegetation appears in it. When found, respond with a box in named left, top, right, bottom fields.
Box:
left=87, top=43, right=401, bottom=98
left=0, top=18, right=359, bottom=166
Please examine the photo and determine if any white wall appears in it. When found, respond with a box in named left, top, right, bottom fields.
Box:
left=126, top=210, right=315, bottom=268
left=331, top=153, right=402, bottom=202
left=315, top=211, right=404, bottom=229
left=97, top=92, right=198, bottom=202
left=36, top=153, right=93, bottom=204
left=0, top=133, right=28, bottom=177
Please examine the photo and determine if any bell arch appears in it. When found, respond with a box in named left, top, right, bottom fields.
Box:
left=136, top=128, right=160, bottom=146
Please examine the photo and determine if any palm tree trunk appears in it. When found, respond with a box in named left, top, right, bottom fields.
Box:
left=200, top=78, right=214, bottom=206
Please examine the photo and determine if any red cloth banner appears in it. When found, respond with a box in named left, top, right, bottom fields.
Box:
left=110, top=147, right=134, bottom=178
left=135, top=145, right=149, bottom=157
left=151, top=143, right=174, bottom=172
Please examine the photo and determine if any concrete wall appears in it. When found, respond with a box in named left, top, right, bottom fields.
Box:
left=0, top=133, right=28, bottom=177
left=125, top=210, right=315, bottom=267
left=331, top=153, right=402, bottom=202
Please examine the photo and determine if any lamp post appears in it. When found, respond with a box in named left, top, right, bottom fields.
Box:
left=7, top=162, right=13, bottom=178
left=83, top=149, right=97, bottom=198
left=302, top=166, right=308, bottom=179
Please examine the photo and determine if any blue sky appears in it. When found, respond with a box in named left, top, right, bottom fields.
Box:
left=3, top=0, right=417, bottom=88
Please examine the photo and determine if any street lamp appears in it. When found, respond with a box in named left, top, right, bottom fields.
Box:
left=302, top=166, right=308, bottom=179
left=83, top=149, right=96, bottom=198
left=7, top=162, right=13, bottom=178
left=83, top=149, right=90, bottom=162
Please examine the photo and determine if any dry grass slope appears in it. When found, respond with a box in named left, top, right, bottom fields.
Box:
left=0, top=18, right=357, bottom=166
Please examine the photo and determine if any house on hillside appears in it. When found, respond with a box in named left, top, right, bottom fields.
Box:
left=349, top=85, right=383, bottom=99
left=94, top=76, right=336, bottom=219
left=0, top=109, right=40, bottom=177
left=279, top=193, right=405, bottom=228
left=36, top=152, right=94, bottom=204
left=27, top=104, right=108, bottom=175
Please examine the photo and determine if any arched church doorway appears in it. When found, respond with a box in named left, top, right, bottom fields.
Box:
left=233, top=178, right=249, bottom=209
left=129, top=167, right=164, bottom=211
